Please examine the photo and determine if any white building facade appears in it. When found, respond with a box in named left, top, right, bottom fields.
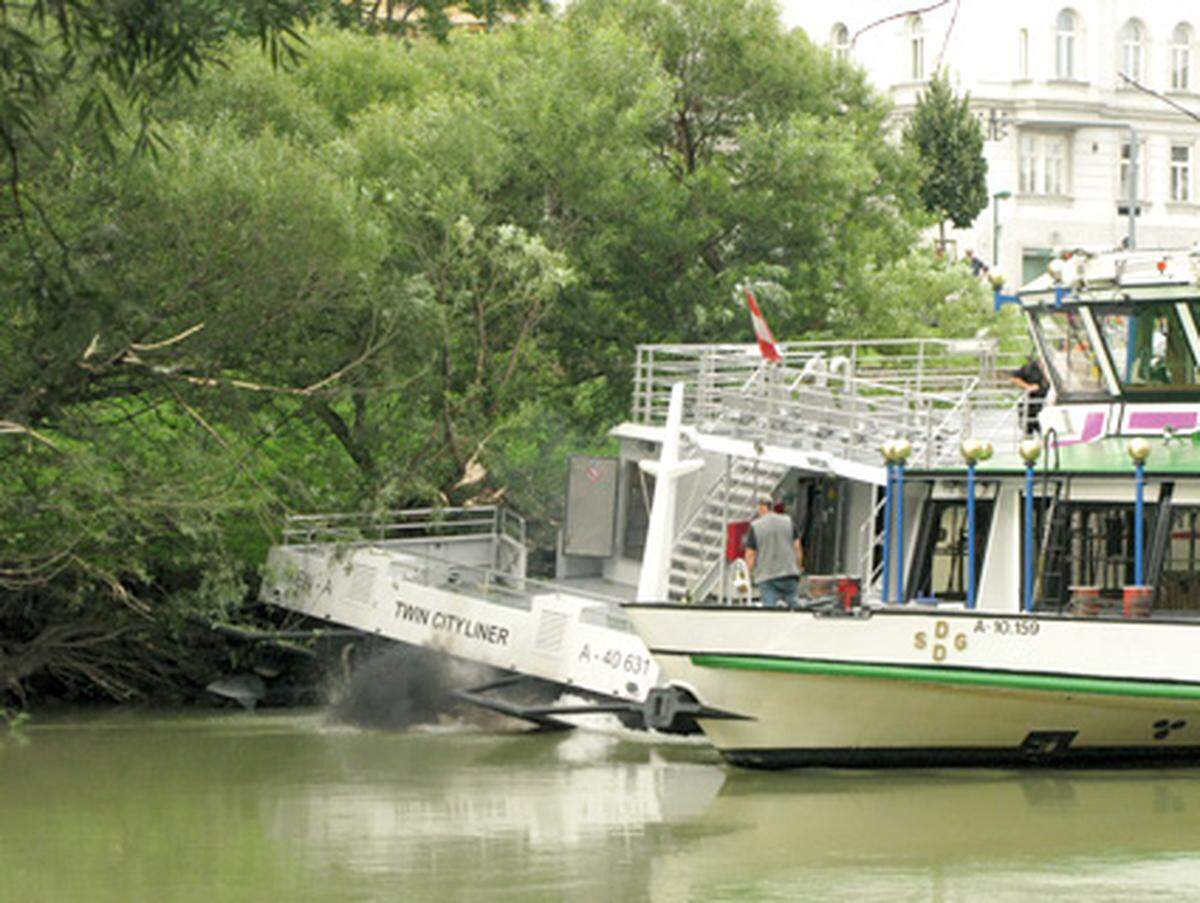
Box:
left=784, top=1, right=1200, bottom=285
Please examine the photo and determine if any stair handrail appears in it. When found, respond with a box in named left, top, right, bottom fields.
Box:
left=857, top=490, right=889, bottom=596
left=669, top=459, right=789, bottom=604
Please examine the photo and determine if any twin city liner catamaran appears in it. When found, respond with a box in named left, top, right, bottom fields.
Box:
left=625, top=247, right=1200, bottom=767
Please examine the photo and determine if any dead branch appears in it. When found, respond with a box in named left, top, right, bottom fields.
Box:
left=301, top=319, right=397, bottom=395
left=129, top=321, right=206, bottom=352
left=0, top=419, right=63, bottom=452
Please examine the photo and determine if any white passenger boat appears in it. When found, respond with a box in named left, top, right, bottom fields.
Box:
left=623, top=247, right=1200, bottom=767
left=268, top=247, right=1200, bottom=765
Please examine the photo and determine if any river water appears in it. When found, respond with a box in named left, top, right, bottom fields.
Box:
left=4, top=710, right=1200, bottom=901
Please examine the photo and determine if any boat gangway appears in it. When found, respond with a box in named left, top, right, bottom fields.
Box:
left=261, top=506, right=663, bottom=721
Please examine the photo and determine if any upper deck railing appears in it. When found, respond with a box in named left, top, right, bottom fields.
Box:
left=283, top=505, right=525, bottom=546
left=632, top=338, right=1025, bottom=468
left=281, top=505, right=528, bottom=576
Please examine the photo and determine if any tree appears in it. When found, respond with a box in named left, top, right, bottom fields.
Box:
left=329, top=0, right=548, bottom=40
left=902, top=70, right=988, bottom=249
left=0, top=6, right=957, bottom=706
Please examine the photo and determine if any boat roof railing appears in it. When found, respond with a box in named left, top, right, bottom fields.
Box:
left=1011, top=246, right=1200, bottom=307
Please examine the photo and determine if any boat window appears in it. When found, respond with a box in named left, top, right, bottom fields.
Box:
left=909, top=499, right=993, bottom=602
left=1038, top=502, right=1159, bottom=608
left=622, top=464, right=654, bottom=559
left=1094, top=304, right=1199, bottom=390
left=1161, top=506, right=1200, bottom=613
left=1031, top=309, right=1107, bottom=395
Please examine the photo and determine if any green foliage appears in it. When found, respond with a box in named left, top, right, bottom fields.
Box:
left=0, top=4, right=968, bottom=705
left=1, top=708, right=30, bottom=732
left=903, top=71, right=988, bottom=237
left=838, top=249, right=1008, bottom=341
left=0, top=0, right=311, bottom=158
left=330, top=0, right=549, bottom=41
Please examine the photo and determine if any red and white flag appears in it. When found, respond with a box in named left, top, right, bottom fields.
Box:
left=743, top=287, right=782, bottom=362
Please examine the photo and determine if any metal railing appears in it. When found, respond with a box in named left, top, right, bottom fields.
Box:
left=669, top=457, right=789, bottom=603
left=632, top=339, right=1026, bottom=467
left=370, top=544, right=629, bottom=611
left=282, top=505, right=528, bottom=577
left=633, top=337, right=1020, bottom=421
left=858, top=491, right=890, bottom=597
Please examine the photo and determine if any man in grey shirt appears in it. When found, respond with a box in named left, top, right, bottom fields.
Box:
left=744, top=499, right=804, bottom=608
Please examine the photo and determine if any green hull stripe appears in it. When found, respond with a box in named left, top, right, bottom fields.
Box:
left=690, top=655, right=1200, bottom=700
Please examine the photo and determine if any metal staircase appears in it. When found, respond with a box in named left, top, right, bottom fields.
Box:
left=857, top=492, right=889, bottom=598
left=667, top=457, right=789, bottom=603
left=631, top=338, right=1027, bottom=605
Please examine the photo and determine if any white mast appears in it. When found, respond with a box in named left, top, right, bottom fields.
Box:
left=636, top=382, right=704, bottom=602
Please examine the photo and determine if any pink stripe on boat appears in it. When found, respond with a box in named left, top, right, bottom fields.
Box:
left=1127, top=411, right=1198, bottom=431
left=1056, top=411, right=1106, bottom=446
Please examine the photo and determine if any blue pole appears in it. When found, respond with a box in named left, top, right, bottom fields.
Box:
left=1023, top=461, right=1035, bottom=612
left=897, top=460, right=906, bottom=603
left=966, top=462, right=977, bottom=610
left=881, top=463, right=894, bottom=603
left=1135, top=460, right=1146, bottom=585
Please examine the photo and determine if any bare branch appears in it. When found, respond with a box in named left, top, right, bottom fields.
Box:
left=0, top=419, right=63, bottom=452
left=129, top=322, right=206, bottom=352
left=301, top=321, right=396, bottom=395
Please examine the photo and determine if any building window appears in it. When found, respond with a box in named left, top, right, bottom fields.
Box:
left=1119, top=140, right=1148, bottom=205
left=910, top=16, right=925, bottom=80
left=1018, top=28, right=1030, bottom=78
left=831, top=22, right=850, bottom=61
left=1120, top=19, right=1146, bottom=82
left=1055, top=9, right=1077, bottom=79
left=1172, top=145, right=1193, bottom=202
left=1020, top=132, right=1068, bottom=196
left=1172, top=23, right=1193, bottom=91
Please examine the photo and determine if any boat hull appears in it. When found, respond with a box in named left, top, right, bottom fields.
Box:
left=626, top=605, right=1200, bottom=769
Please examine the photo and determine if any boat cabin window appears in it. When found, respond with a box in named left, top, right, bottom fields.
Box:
left=622, top=464, right=654, bottom=559
left=910, top=499, right=994, bottom=602
left=1032, top=309, right=1107, bottom=395
left=1094, top=304, right=1199, bottom=390
left=1039, top=502, right=1160, bottom=607
left=1159, top=506, right=1200, bottom=612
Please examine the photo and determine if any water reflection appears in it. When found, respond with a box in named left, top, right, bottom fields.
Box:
left=651, top=769, right=1200, bottom=901
left=271, top=726, right=725, bottom=869
left=6, top=712, right=1200, bottom=901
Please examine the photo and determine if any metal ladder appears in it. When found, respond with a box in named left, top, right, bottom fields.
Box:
left=666, top=457, right=789, bottom=603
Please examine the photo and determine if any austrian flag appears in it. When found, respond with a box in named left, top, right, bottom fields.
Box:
left=743, top=287, right=782, bottom=362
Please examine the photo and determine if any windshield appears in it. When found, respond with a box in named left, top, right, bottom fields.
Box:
left=1095, top=304, right=1199, bottom=390
left=1032, top=309, right=1107, bottom=395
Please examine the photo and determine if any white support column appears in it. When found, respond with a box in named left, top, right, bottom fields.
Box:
left=637, top=382, right=705, bottom=602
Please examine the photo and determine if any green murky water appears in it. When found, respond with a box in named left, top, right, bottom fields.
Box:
left=4, top=710, right=1200, bottom=901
